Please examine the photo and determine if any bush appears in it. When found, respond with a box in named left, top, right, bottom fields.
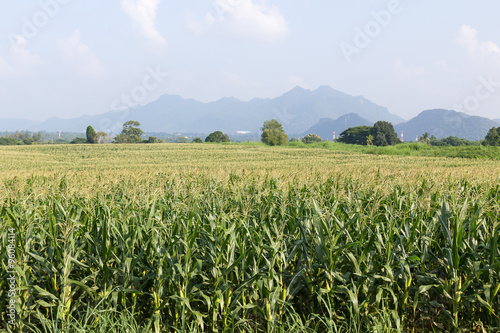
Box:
left=144, top=136, right=162, bottom=143
left=301, top=134, right=322, bottom=144
left=337, top=126, right=372, bottom=145
left=70, top=138, right=87, bottom=144
left=0, top=137, right=24, bottom=145
left=205, top=131, right=230, bottom=143
left=96, top=132, right=111, bottom=144
left=176, top=136, right=189, bottom=143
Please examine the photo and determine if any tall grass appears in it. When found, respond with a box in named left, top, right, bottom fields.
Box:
left=284, top=140, right=500, bottom=160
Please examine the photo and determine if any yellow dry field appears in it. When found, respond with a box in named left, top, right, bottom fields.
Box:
left=1, top=143, right=499, bottom=196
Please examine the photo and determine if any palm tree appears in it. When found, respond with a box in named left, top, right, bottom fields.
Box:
left=419, top=132, right=430, bottom=144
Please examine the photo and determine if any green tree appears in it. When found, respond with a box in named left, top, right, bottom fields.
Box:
left=13, top=131, right=27, bottom=141
left=261, top=119, right=288, bottom=146
left=371, top=121, right=399, bottom=146
left=70, top=137, right=87, bottom=144
left=144, top=136, right=162, bottom=143
left=23, top=137, right=35, bottom=145
left=0, top=136, right=23, bottom=145
left=192, top=137, right=203, bottom=143
left=205, top=131, right=230, bottom=143
left=337, top=126, right=372, bottom=145
left=483, top=127, right=500, bottom=146
left=301, top=133, right=322, bottom=144
left=86, top=125, right=97, bottom=143
left=176, top=136, right=189, bottom=143
left=32, top=132, right=42, bottom=142
left=419, top=132, right=430, bottom=145
left=113, top=121, right=144, bottom=143
left=428, top=135, right=478, bottom=147
left=95, top=132, right=110, bottom=144
left=289, top=137, right=300, bottom=143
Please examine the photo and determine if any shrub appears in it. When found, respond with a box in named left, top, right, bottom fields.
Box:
left=205, top=131, right=230, bottom=143
left=301, top=134, right=322, bottom=144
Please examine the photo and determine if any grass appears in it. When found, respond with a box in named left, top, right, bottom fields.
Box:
left=0, top=143, right=499, bottom=332
left=283, top=141, right=500, bottom=160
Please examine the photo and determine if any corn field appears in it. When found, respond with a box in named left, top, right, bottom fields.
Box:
left=0, top=144, right=499, bottom=332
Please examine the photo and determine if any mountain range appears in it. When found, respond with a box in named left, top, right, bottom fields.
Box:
left=392, top=110, right=499, bottom=141
left=299, top=113, right=373, bottom=140
left=303, top=109, right=499, bottom=141
left=0, top=86, right=402, bottom=135
left=0, top=86, right=498, bottom=141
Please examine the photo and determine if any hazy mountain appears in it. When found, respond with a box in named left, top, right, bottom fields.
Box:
left=0, top=86, right=403, bottom=135
left=494, top=119, right=500, bottom=125
left=301, top=110, right=499, bottom=142
left=299, top=113, right=373, bottom=140
left=394, top=109, right=498, bottom=141
left=0, top=118, right=42, bottom=131
left=265, top=86, right=403, bottom=134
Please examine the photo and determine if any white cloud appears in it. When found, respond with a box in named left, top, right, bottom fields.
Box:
left=10, top=35, right=42, bottom=67
left=223, top=70, right=245, bottom=85
left=205, top=13, right=216, bottom=25
left=394, top=58, right=424, bottom=80
left=434, top=60, right=455, bottom=74
left=453, top=26, right=500, bottom=118
left=59, top=30, right=103, bottom=77
left=288, top=75, right=306, bottom=88
left=456, top=25, right=478, bottom=55
left=121, top=0, right=166, bottom=47
left=185, top=12, right=206, bottom=36
left=0, top=35, right=41, bottom=77
left=0, top=57, right=14, bottom=77
left=455, top=24, right=500, bottom=80
left=189, top=0, right=289, bottom=42
left=457, top=25, right=500, bottom=57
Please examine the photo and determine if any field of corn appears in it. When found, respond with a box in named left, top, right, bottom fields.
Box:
left=0, top=143, right=499, bottom=332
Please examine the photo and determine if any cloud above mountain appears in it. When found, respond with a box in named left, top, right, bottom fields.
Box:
left=122, top=0, right=166, bottom=47
left=188, top=0, right=289, bottom=42
left=0, top=35, right=41, bottom=77
left=457, top=25, right=500, bottom=57
left=59, top=31, right=103, bottom=77
left=394, top=58, right=425, bottom=80
left=456, top=24, right=500, bottom=76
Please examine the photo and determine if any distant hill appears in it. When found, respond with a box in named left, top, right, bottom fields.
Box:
left=0, top=86, right=403, bottom=135
left=494, top=119, right=500, bottom=125
left=394, top=109, right=498, bottom=141
left=299, top=113, right=373, bottom=140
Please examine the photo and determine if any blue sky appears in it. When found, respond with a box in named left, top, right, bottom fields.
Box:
left=1, top=0, right=500, bottom=121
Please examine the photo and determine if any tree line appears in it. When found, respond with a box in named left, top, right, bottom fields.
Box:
left=335, top=123, right=500, bottom=147
left=336, top=121, right=400, bottom=146
left=0, top=131, right=42, bottom=145
left=2, top=120, right=499, bottom=147
left=81, top=121, right=233, bottom=144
